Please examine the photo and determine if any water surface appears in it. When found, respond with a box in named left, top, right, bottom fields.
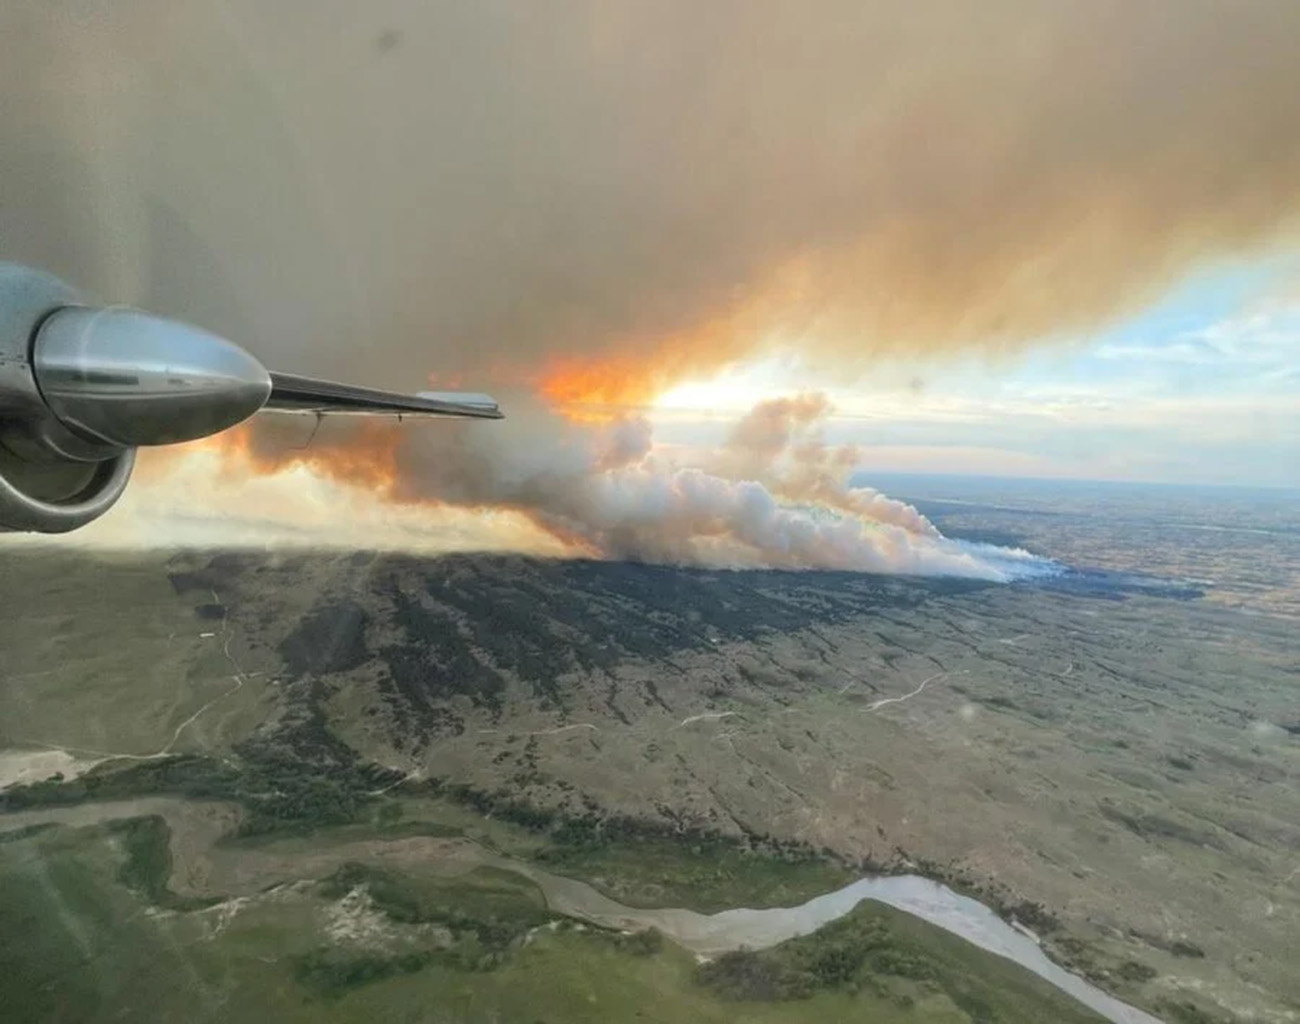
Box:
left=516, top=864, right=1164, bottom=1024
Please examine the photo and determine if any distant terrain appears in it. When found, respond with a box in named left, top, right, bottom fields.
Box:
left=1, top=478, right=1297, bottom=1023
left=863, top=474, right=1300, bottom=620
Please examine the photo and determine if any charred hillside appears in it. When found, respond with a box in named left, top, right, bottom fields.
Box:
left=166, top=549, right=990, bottom=744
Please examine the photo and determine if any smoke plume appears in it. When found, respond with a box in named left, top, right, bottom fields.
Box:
left=4, top=2, right=1300, bottom=571
left=195, top=394, right=1047, bottom=579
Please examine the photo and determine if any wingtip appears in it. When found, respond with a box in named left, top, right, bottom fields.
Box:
left=415, top=391, right=502, bottom=416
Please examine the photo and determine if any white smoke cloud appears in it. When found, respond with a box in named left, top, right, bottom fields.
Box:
left=138, top=394, right=1055, bottom=581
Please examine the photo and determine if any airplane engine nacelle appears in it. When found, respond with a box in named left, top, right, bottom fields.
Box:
left=0, top=263, right=132, bottom=533
left=0, top=441, right=136, bottom=534
left=0, top=262, right=269, bottom=533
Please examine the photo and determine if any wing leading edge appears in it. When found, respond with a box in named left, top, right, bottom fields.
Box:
left=265, top=372, right=502, bottom=419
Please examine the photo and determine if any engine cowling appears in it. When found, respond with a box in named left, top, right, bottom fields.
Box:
left=0, top=264, right=130, bottom=532
left=0, top=262, right=271, bottom=533
left=0, top=442, right=136, bottom=533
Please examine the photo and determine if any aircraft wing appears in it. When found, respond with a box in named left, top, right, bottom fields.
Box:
left=0, top=263, right=506, bottom=533
left=264, top=372, right=503, bottom=419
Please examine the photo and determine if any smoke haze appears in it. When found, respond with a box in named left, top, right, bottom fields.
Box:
left=3, top=1, right=1299, bottom=571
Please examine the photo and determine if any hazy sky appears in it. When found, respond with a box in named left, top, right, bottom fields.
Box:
left=652, top=258, right=1300, bottom=488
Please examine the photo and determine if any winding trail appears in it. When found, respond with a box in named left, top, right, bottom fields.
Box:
left=477, top=723, right=600, bottom=738
left=4, top=590, right=248, bottom=771
left=158, top=589, right=249, bottom=754
left=532, top=723, right=600, bottom=737
left=673, top=711, right=739, bottom=729
left=367, top=770, right=423, bottom=797
left=864, top=670, right=967, bottom=713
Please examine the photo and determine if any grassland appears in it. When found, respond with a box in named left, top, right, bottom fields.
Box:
left=0, top=818, right=221, bottom=1023
left=0, top=807, right=1111, bottom=1024
left=0, top=550, right=275, bottom=765
left=2, top=545, right=1297, bottom=1022
left=532, top=833, right=854, bottom=913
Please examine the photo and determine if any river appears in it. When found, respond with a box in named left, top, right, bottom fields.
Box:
left=0, top=797, right=1162, bottom=1024
left=513, top=862, right=1164, bottom=1024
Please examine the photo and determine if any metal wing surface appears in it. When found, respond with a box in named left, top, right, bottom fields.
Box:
left=265, top=372, right=502, bottom=419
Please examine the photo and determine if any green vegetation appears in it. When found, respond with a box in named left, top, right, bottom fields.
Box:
left=1157, top=1000, right=1231, bottom=1024
left=219, top=800, right=468, bottom=853
left=106, top=815, right=215, bottom=911
left=277, top=894, right=1112, bottom=1023
left=0, top=755, right=1128, bottom=1023
left=537, top=833, right=853, bottom=913
left=319, top=862, right=552, bottom=955
left=0, top=821, right=57, bottom=844
left=0, top=802, right=1118, bottom=1023
left=0, top=819, right=218, bottom=1023
left=0, top=752, right=376, bottom=836
left=293, top=948, right=439, bottom=998
left=610, top=927, right=665, bottom=956
left=1116, top=960, right=1158, bottom=984
left=0, top=671, right=407, bottom=839
left=415, top=780, right=856, bottom=912
left=697, top=901, right=1105, bottom=1022
left=254, top=920, right=1110, bottom=1024
left=0, top=719, right=1150, bottom=1024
